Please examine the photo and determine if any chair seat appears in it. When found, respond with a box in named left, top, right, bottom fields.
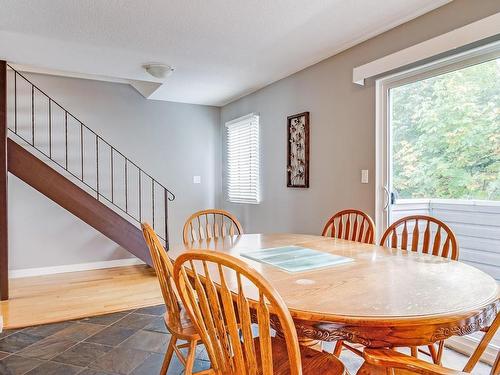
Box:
left=163, top=307, right=200, bottom=340
left=255, top=337, right=346, bottom=375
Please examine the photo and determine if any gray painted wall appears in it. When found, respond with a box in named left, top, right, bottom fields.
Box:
left=8, top=0, right=500, bottom=271
left=8, top=74, right=220, bottom=270
left=220, top=0, right=500, bottom=236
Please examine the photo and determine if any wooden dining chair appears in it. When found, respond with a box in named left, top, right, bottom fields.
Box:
left=363, top=310, right=500, bottom=374
left=379, top=215, right=459, bottom=364
left=173, top=250, right=347, bottom=375
left=322, top=209, right=375, bottom=244
left=183, top=209, right=243, bottom=244
left=322, top=209, right=375, bottom=356
left=141, top=223, right=202, bottom=375
left=364, top=350, right=499, bottom=375
left=380, top=215, right=459, bottom=260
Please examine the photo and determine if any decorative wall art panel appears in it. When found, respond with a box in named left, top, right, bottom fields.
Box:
left=287, top=112, right=309, bottom=188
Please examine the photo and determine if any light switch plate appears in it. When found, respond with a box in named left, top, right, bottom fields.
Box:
left=361, top=170, right=369, bottom=184
left=193, top=175, right=201, bottom=184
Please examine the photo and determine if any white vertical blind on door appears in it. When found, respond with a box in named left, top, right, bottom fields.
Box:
left=225, top=114, right=260, bottom=204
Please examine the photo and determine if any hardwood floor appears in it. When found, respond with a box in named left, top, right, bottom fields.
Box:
left=0, top=265, right=163, bottom=329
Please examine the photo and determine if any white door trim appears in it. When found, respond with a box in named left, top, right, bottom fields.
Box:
left=374, top=78, right=390, bottom=241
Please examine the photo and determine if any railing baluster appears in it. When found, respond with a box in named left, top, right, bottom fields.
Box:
left=65, top=111, right=68, bottom=169
left=110, top=147, right=114, bottom=203
left=125, top=159, right=128, bottom=213
left=152, top=179, right=155, bottom=231
left=48, top=99, right=52, bottom=158
left=138, top=169, right=142, bottom=222
left=164, top=188, right=169, bottom=249
left=80, top=123, right=84, bottom=181
left=31, top=85, right=34, bottom=146
left=14, top=72, right=17, bottom=133
left=96, top=135, right=99, bottom=199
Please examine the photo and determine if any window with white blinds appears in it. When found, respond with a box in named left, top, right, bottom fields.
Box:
left=225, top=114, right=260, bottom=204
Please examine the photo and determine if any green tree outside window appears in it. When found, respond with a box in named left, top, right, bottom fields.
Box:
left=391, top=58, right=500, bottom=201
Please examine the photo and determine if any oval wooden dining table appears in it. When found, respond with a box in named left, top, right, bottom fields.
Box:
left=168, top=233, right=500, bottom=374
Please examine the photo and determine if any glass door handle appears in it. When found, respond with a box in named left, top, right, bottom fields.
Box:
left=383, top=186, right=390, bottom=210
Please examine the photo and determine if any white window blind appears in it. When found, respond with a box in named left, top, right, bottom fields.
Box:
left=225, top=114, right=260, bottom=204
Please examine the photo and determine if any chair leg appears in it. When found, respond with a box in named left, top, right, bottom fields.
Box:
left=333, top=340, right=343, bottom=357
left=428, top=343, right=439, bottom=364
left=410, top=346, right=418, bottom=358
left=464, top=313, right=500, bottom=373
left=491, top=351, right=499, bottom=375
left=436, top=340, right=444, bottom=365
left=342, top=342, right=364, bottom=357
left=161, top=335, right=178, bottom=375
left=184, top=339, right=198, bottom=375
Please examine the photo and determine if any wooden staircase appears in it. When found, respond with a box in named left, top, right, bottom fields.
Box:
left=0, top=61, right=175, bottom=300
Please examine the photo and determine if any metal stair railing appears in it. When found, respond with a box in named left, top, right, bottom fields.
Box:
left=7, top=64, right=174, bottom=247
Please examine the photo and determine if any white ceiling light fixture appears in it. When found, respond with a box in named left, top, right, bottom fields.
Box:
left=144, top=63, right=174, bottom=80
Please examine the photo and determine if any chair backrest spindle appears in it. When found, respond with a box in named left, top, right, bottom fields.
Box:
left=380, top=215, right=459, bottom=260
left=322, top=209, right=375, bottom=244
left=183, top=209, right=243, bottom=244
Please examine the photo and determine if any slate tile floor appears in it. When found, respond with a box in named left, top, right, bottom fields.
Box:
left=0, top=305, right=493, bottom=374
left=0, top=305, right=210, bottom=375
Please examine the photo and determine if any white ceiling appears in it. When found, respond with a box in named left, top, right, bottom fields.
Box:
left=0, top=0, right=450, bottom=106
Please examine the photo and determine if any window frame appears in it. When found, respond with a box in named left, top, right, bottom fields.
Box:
left=224, top=113, right=261, bottom=204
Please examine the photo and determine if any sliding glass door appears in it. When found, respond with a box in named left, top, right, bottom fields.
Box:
left=376, top=44, right=500, bottom=279
left=375, top=41, right=500, bottom=364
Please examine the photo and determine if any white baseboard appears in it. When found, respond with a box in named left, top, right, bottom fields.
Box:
left=446, top=335, right=498, bottom=366
left=9, top=258, right=145, bottom=278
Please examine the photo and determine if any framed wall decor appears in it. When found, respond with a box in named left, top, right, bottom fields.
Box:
left=287, top=112, right=309, bottom=188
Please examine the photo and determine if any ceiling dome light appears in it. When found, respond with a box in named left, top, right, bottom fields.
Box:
left=144, top=63, right=174, bottom=80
